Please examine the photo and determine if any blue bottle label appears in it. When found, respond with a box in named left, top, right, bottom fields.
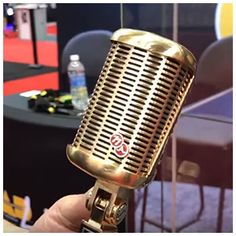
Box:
left=70, top=73, right=86, bottom=87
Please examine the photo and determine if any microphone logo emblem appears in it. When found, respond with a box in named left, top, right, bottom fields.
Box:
left=110, top=133, right=129, bottom=158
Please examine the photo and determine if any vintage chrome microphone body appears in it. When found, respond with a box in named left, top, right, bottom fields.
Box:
left=66, top=28, right=196, bottom=232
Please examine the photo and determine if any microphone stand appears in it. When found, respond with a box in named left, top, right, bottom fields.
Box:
left=79, top=180, right=130, bottom=232
left=28, top=6, right=42, bottom=69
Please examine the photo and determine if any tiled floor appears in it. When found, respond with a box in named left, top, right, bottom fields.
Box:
left=134, top=181, right=232, bottom=232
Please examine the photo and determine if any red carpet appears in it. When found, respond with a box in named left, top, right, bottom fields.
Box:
left=4, top=72, right=59, bottom=96
left=4, top=25, right=59, bottom=95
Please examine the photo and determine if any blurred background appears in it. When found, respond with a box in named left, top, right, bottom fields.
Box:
left=3, top=3, right=233, bottom=233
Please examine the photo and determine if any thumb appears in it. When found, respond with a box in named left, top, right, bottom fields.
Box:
left=30, top=194, right=90, bottom=232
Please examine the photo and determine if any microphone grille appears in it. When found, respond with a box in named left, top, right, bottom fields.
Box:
left=71, top=37, right=195, bottom=176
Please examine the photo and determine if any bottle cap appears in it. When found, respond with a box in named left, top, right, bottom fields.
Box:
left=70, top=54, right=80, bottom=61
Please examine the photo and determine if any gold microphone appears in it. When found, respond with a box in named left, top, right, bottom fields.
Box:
left=66, top=28, right=196, bottom=232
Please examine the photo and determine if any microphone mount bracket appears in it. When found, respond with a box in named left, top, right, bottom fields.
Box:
left=80, top=180, right=129, bottom=232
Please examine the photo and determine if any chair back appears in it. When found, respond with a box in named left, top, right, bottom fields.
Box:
left=185, top=36, right=232, bottom=105
left=61, top=30, right=112, bottom=94
left=196, top=36, right=233, bottom=91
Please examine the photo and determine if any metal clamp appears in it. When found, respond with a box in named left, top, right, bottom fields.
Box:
left=80, top=180, right=129, bottom=233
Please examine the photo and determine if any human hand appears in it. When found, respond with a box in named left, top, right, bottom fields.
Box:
left=30, top=194, right=90, bottom=232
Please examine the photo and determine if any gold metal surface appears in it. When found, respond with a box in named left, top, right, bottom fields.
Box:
left=80, top=180, right=129, bottom=232
left=111, top=28, right=196, bottom=71
left=67, top=28, right=196, bottom=190
left=67, top=28, right=197, bottom=232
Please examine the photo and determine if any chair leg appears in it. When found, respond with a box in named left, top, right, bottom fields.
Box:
left=140, top=186, right=148, bottom=232
left=160, top=177, right=164, bottom=232
left=127, top=190, right=135, bottom=232
left=216, top=187, right=225, bottom=232
left=197, top=183, right=204, bottom=219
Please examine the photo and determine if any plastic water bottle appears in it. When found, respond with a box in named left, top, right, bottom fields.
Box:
left=68, top=54, right=88, bottom=110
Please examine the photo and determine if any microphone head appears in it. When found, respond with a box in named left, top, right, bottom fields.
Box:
left=66, top=28, right=196, bottom=189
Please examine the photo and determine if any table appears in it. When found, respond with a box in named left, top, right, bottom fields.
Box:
left=4, top=93, right=84, bottom=128
left=182, top=88, right=232, bottom=123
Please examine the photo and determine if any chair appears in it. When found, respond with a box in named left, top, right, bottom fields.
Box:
left=61, top=30, right=113, bottom=95
left=140, top=36, right=233, bottom=232
left=185, top=36, right=233, bottom=105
